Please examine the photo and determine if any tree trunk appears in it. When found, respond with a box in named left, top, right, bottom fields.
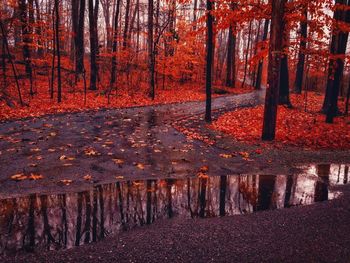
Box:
left=148, top=0, right=155, bottom=99
left=255, top=19, right=269, bottom=90
left=88, top=0, right=99, bottom=90
left=324, top=0, right=350, bottom=123
left=75, top=0, right=85, bottom=76
left=55, top=0, right=62, bottom=103
left=262, top=0, right=286, bottom=141
left=19, top=0, right=34, bottom=96
left=110, top=0, right=121, bottom=90
left=205, top=0, right=214, bottom=122
left=294, top=5, right=308, bottom=94
left=225, top=3, right=237, bottom=87
left=279, top=19, right=291, bottom=106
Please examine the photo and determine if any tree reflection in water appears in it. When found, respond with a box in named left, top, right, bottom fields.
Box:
left=0, top=164, right=348, bottom=255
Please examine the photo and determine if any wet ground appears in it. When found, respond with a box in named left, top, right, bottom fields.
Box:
left=0, top=164, right=349, bottom=256
left=1, top=90, right=350, bottom=261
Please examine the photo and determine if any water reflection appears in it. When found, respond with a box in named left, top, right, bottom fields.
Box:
left=0, top=164, right=348, bottom=255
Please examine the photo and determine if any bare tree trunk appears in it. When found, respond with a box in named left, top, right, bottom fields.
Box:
left=294, top=4, right=308, bottom=94
left=148, top=0, right=155, bottom=99
left=241, top=21, right=252, bottom=88
left=88, top=0, right=99, bottom=90
left=19, top=0, right=34, bottom=96
left=109, top=0, right=121, bottom=91
left=262, top=0, right=286, bottom=141
left=255, top=19, right=269, bottom=90
left=0, top=21, right=23, bottom=106
left=75, top=0, right=85, bottom=77
left=205, top=0, right=214, bottom=122
left=324, top=0, right=350, bottom=123
left=55, top=0, right=62, bottom=103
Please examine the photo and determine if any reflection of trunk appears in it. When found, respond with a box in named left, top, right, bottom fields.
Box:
left=219, top=176, right=227, bottom=216
left=166, top=179, right=174, bottom=218
left=199, top=177, right=207, bottom=218
left=92, top=187, right=98, bottom=241
left=315, top=164, right=330, bottom=202
left=116, top=182, right=125, bottom=227
left=60, top=194, right=68, bottom=247
left=284, top=175, right=293, bottom=208
left=344, top=166, right=349, bottom=184
left=99, top=186, right=105, bottom=239
left=187, top=178, right=194, bottom=218
left=41, top=195, right=56, bottom=247
left=75, top=192, right=83, bottom=246
left=25, top=194, right=36, bottom=251
left=146, top=180, right=152, bottom=224
left=257, top=175, right=276, bottom=211
left=84, top=192, right=91, bottom=244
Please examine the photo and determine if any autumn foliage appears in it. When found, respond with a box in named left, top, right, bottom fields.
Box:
left=212, top=92, right=350, bottom=150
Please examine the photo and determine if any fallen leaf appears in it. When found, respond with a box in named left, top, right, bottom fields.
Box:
left=11, top=173, right=27, bottom=181
left=29, top=173, right=44, bottom=180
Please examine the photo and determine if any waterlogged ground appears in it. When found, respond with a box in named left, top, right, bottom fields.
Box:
left=0, top=91, right=350, bottom=261
left=0, top=164, right=349, bottom=256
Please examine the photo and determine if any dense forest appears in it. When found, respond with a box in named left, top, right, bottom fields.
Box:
left=0, top=0, right=349, bottom=143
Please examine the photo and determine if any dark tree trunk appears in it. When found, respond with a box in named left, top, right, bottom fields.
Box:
left=123, top=0, right=131, bottom=49
left=219, top=176, right=227, bottom=216
left=241, top=21, right=252, bottom=88
left=225, top=3, right=237, bottom=87
left=71, top=0, right=79, bottom=61
left=324, top=0, right=350, bottom=123
left=294, top=5, right=308, bottom=94
left=19, top=0, right=34, bottom=96
left=262, top=0, right=286, bottom=141
left=148, top=0, right=155, bottom=99
left=255, top=19, right=269, bottom=90
left=88, top=0, right=99, bottom=90
left=109, top=0, right=121, bottom=92
left=75, top=0, right=86, bottom=76
left=55, top=0, right=62, bottom=103
left=279, top=19, right=291, bottom=106
left=205, top=0, right=214, bottom=122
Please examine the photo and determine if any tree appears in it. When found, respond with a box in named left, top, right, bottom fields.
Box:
left=74, top=0, right=86, bottom=78
left=148, top=0, right=155, bottom=99
left=323, top=0, right=350, bottom=123
left=110, top=0, right=121, bottom=92
left=262, top=0, right=286, bottom=141
left=294, top=4, right=308, bottom=94
left=205, top=0, right=214, bottom=123
left=88, top=0, right=99, bottom=90
left=55, top=0, right=62, bottom=103
left=255, top=19, right=269, bottom=90
left=225, top=2, right=237, bottom=88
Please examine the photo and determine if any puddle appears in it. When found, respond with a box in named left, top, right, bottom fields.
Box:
left=0, top=164, right=348, bottom=255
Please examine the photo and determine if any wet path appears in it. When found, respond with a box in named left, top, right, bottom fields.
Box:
left=0, top=91, right=265, bottom=198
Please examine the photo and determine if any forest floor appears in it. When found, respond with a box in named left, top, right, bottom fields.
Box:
left=2, top=184, right=350, bottom=263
